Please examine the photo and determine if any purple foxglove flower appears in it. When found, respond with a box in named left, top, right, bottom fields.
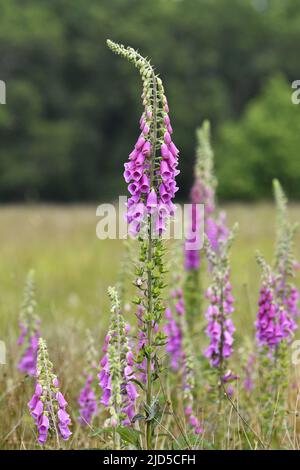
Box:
left=128, top=182, right=140, bottom=196
left=135, top=135, right=145, bottom=150
left=108, top=41, right=180, bottom=236
left=28, top=338, right=72, bottom=445
left=146, top=189, right=158, bottom=213
left=129, top=148, right=139, bottom=160
left=56, top=391, right=67, bottom=408
left=139, top=174, right=150, bottom=193
left=159, top=183, right=171, bottom=203
left=160, top=160, right=172, bottom=180
left=204, top=238, right=236, bottom=369
left=161, top=143, right=170, bottom=159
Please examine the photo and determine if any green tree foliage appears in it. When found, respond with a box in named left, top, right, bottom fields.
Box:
left=216, top=75, right=300, bottom=200
left=0, top=0, right=299, bottom=201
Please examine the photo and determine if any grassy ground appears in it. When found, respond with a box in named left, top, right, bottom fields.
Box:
left=0, top=203, right=299, bottom=449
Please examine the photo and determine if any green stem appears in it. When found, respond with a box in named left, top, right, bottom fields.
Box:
left=145, top=71, right=158, bottom=451
left=218, top=280, right=225, bottom=412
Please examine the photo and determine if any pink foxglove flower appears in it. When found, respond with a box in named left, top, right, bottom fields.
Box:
left=78, top=330, right=99, bottom=426
left=28, top=338, right=72, bottom=445
left=107, top=39, right=179, bottom=237
left=184, top=121, right=229, bottom=272
left=165, top=270, right=202, bottom=436
left=204, top=229, right=237, bottom=382
left=256, top=256, right=296, bottom=349
left=184, top=122, right=229, bottom=333
left=99, top=287, right=138, bottom=427
left=78, top=375, right=98, bottom=426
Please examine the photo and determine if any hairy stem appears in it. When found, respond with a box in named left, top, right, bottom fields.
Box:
left=145, top=71, right=158, bottom=450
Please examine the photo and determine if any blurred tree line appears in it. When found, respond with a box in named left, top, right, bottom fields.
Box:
left=0, top=0, right=299, bottom=202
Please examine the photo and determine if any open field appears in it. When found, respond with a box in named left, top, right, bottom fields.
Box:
left=0, top=204, right=299, bottom=449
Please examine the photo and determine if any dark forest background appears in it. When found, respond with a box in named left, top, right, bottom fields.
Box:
left=0, top=0, right=300, bottom=202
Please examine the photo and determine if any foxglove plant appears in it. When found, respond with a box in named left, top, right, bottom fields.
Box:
left=78, top=330, right=98, bottom=426
left=184, top=121, right=228, bottom=329
left=255, top=254, right=295, bottom=441
left=256, top=182, right=298, bottom=350
left=204, top=228, right=237, bottom=400
left=184, top=121, right=216, bottom=270
left=107, top=39, right=180, bottom=449
left=99, top=287, right=138, bottom=435
left=256, top=257, right=296, bottom=349
left=254, top=182, right=298, bottom=442
left=17, top=270, right=40, bottom=376
left=28, top=337, right=72, bottom=446
left=273, top=179, right=299, bottom=319
left=107, top=40, right=179, bottom=237
left=165, top=282, right=202, bottom=435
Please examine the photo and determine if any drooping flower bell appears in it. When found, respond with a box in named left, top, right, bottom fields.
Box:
left=17, top=270, right=40, bottom=376
left=28, top=338, right=72, bottom=445
left=107, top=39, right=180, bottom=236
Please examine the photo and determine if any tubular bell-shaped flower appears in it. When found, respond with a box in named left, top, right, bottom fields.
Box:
left=78, top=330, right=99, bottom=426
left=204, top=228, right=237, bottom=383
left=108, top=39, right=179, bottom=449
left=28, top=338, right=72, bottom=445
left=17, top=270, right=40, bottom=376
left=99, top=287, right=138, bottom=428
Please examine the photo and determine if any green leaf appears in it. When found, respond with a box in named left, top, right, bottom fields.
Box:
left=91, top=427, right=115, bottom=437
left=116, top=426, right=142, bottom=449
left=132, top=413, right=146, bottom=423
left=130, top=378, right=146, bottom=391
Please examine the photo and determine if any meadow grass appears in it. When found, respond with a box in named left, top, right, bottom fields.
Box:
left=0, top=203, right=299, bottom=449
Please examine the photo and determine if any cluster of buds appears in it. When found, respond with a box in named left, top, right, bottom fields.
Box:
left=17, top=270, right=40, bottom=376
left=99, top=287, right=138, bottom=427
left=107, top=39, right=179, bottom=236
left=28, top=338, right=72, bottom=445
left=78, top=330, right=99, bottom=426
